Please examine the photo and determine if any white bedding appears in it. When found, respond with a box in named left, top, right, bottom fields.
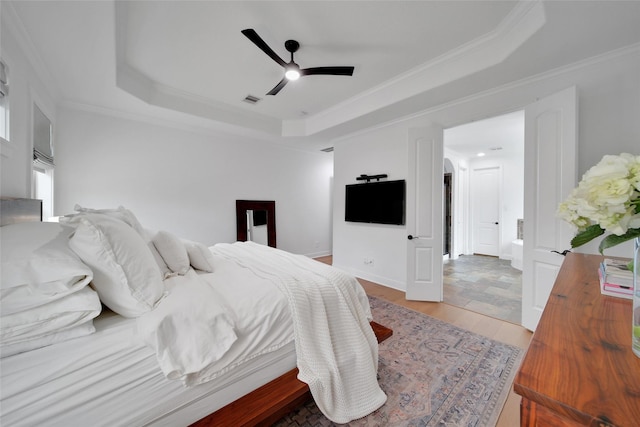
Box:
left=136, top=251, right=294, bottom=386
left=0, top=311, right=296, bottom=427
left=212, top=242, right=386, bottom=423
left=1, top=234, right=384, bottom=425
left=0, top=249, right=297, bottom=426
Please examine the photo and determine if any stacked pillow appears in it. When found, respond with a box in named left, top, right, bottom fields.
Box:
left=63, top=212, right=165, bottom=318
left=149, top=230, right=215, bottom=275
left=1, top=203, right=217, bottom=356
left=0, top=221, right=102, bottom=357
left=62, top=206, right=215, bottom=312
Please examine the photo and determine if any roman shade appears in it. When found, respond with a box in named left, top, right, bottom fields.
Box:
left=0, top=60, right=7, bottom=97
left=33, top=104, right=54, bottom=167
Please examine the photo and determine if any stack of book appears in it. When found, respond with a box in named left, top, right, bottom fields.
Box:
left=598, top=258, right=634, bottom=299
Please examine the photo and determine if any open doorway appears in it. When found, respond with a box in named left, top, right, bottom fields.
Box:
left=443, top=170, right=452, bottom=257
left=442, top=111, right=524, bottom=323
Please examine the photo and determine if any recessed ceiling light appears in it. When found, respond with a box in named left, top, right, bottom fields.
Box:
left=477, top=152, right=486, bottom=157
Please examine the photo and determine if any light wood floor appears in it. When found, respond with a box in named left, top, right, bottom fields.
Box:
left=315, top=255, right=532, bottom=427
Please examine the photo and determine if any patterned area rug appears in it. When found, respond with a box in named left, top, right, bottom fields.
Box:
left=274, top=296, right=524, bottom=427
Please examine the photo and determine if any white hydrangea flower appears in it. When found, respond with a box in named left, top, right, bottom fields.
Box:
left=557, top=153, right=640, bottom=246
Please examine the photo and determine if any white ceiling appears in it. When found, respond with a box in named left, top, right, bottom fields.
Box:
left=121, top=1, right=513, bottom=120
left=4, top=1, right=640, bottom=151
left=444, top=110, right=524, bottom=159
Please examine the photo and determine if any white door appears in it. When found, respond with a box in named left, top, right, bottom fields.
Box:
left=406, top=126, right=444, bottom=301
left=522, top=86, right=577, bottom=331
left=472, top=166, right=500, bottom=256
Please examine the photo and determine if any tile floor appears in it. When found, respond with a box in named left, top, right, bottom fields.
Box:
left=443, top=255, right=522, bottom=324
left=315, top=254, right=523, bottom=325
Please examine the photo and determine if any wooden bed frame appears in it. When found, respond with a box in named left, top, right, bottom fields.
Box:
left=191, top=322, right=393, bottom=427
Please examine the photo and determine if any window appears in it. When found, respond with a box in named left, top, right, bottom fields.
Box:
left=33, top=167, right=54, bottom=220
left=32, top=104, right=54, bottom=220
left=0, top=59, right=8, bottom=141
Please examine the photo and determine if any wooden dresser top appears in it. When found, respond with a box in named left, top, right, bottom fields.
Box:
left=514, top=253, right=640, bottom=426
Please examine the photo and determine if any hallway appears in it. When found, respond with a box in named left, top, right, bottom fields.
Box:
left=443, top=255, right=522, bottom=324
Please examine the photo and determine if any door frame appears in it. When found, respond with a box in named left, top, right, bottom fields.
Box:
left=443, top=172, right=452, bottom=257
left=432, top=87, right=576, bottom=331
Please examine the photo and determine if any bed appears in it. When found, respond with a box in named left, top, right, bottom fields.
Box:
left=0, top=198, right=391, bottom=426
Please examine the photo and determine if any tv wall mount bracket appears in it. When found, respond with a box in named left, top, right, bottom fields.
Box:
left=356, top=174, right=388, bottom=183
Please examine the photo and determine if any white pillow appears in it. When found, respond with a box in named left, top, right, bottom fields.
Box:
left=72, top=204, right=146, bottom=236
left=1, top=222, right=94, bottom=315
left=0, top=286, right=101, bottom=357
left=152, top=231, right=190, bottom=275
left=184, top=241, right=215, bottom=273
left=63, top=207, right=172, bottom=281
left=67, top=214, right=164, bottom=317
left=148, top=242, right=173, bottom=279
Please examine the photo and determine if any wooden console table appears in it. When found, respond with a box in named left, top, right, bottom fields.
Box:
left=514, top=253, right=640, bottom=426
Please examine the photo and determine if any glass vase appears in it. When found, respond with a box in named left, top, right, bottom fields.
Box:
left=633, top=237, right=640, bottom=358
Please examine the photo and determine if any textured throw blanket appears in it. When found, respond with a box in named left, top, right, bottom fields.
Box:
left=212, top=242, right=387, bottom=424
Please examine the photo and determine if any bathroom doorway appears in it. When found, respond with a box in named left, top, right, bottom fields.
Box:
left=442, top=110, right=524, bottom=323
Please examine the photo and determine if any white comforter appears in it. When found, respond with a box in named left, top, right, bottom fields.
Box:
left=137, top=241, right=386, bottom=423
left=136, top=250, right=293, bottom=387
left=212, top=242, right=387, bottom=424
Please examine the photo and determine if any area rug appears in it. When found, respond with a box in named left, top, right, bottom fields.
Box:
left=275, top=296, right=524, bottom=426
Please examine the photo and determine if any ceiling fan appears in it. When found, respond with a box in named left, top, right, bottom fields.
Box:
left=241, top=28, right=355, bottom=96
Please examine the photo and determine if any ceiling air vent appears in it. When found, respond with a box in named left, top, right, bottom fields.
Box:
left=242, top=94, right=261, bottom=105
left=320, top=147, right=334, bottom=153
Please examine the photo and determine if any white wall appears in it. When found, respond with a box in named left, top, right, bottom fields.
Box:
left=55, top=107, right=334, bottom=256
left=1, top=2, right=334, bottom=258
left=0, top=5, right=57, bottom=197
left=332, top=126, right=408, bottom=289
left=332, top=46, right=640, bottom=290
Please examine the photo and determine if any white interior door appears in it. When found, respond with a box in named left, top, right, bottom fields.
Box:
left=522, top=86, right=577, bottom=331
left=472, top=166, right=500, bottom=256
left=406, top=126, right=444, bottom=301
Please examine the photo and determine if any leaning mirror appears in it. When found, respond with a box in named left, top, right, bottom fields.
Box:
left=236, top=200, right=276, bottom=248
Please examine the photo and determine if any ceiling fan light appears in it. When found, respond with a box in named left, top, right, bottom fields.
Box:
left=285, top=65, right=300, bottom=81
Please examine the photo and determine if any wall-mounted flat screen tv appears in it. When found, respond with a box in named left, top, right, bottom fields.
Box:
left=345, top=179, right=406, bottom=225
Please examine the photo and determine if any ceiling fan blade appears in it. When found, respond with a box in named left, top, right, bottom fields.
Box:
left=300, top=66, right=355, bottom=76
left=266, top=77, right=288, bottom=96
left=241, top=29, right=287, bottom=68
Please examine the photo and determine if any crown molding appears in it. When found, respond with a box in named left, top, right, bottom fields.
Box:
left=113, top=0, right=546, bottom=139
left=1, top=2, right=60, bottom=101
left=113, top=2, right=282, bottom=137
left=57, top=99, right=332, bottom=156
left=331, top=41, right=640, bottom=143
left=286, top=0, right=546, bottom=137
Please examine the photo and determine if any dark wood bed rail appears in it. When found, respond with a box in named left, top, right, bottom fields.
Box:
left=191, top=321, right=392, bottom=427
